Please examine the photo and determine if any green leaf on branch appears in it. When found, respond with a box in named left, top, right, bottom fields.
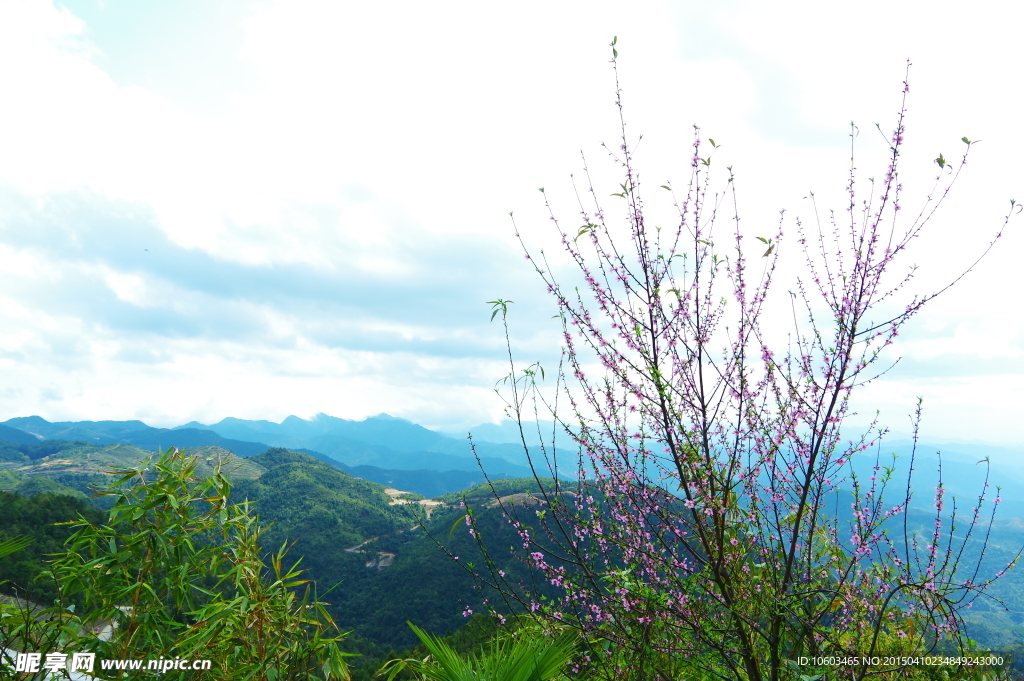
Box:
left=0, top=535, right=33, bottom=559
left=486, top=299, right=514, bottom=322
left=576, top=224, right=598, bottom=241
left=754, top=236, right=774, bottom=257
left=450, top=513, right=470, bottom=538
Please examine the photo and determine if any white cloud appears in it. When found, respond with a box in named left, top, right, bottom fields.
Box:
left=0, top=0, right=1020, bottom=439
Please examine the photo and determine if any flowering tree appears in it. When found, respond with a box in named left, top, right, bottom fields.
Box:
left=466, top=41, right=1021, bottom=681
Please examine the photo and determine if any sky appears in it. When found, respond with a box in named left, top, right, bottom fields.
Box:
left=0, top=0, right=1021, bottom=441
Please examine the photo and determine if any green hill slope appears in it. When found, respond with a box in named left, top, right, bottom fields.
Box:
left=221, top=449, right=550, bottom=651
left=233, top=448, right=420, bottom=548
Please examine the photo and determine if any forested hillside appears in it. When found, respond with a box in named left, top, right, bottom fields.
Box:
left=228, top=449, right=555, bottom=650
left=0, top=492, right=106, bottom=606
left=0, top=443, right=546, bottom=654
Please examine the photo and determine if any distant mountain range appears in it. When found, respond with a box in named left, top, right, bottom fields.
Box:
left=172, top=413, right=550, bottom=471
left=842, top=439, right=1024, bottom=519
left=5, top=413, right=1024, bottom=517
left=0, top=413, right=559, bottom=497
left=3, top=415, right=270, bottom=456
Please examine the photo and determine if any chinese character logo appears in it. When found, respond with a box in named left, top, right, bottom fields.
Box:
left=15, top=652, right=41, bottom=673
left=71, top=652, right=96, bottom=672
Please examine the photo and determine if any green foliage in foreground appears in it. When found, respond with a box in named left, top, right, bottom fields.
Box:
left=0, top=448, right=351, bottom=681
left=381, top=622, right=577, bottom=681
left=371, top=617, right=1014, bottom=681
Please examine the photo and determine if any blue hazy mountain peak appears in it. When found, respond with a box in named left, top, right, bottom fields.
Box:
left=438, top=420, right=558, bottom=447
left=4, top=415, right=55, bottom=432
left=173, top=420, right=210, bottom=430
left=173, top=413, right=538, bottom=473
left=4, top=416, right=154, bottom=438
